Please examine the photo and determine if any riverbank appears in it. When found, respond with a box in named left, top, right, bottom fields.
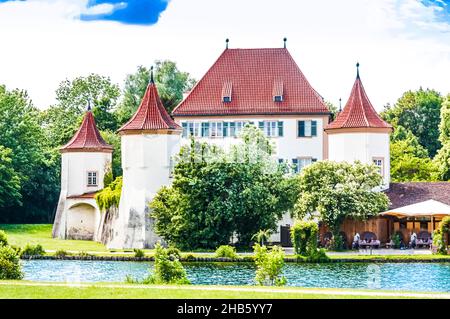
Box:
left=1, top=281, right=449, bottom=299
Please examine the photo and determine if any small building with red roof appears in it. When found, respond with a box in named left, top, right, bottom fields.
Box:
left=53, top=108, right=113, bottom=241
left=325, top=63, right=393, bottom=187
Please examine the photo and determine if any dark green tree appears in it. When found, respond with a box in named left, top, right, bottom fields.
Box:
left=0, top=145, right=21, bottom=208
left=381, top=88, right=443, bottom=157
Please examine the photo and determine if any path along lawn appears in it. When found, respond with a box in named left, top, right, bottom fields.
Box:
left=1, top=282, right=449, bottom=299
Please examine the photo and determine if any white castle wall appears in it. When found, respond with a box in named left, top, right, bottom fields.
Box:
left=106, top=132, right=180, bottom=249
left=52, top=151, right=111, bottom=240
left=327, top=132, right=391, bottom=188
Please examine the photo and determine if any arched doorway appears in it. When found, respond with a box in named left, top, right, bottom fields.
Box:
left=67, top=203, right=96, bottom=240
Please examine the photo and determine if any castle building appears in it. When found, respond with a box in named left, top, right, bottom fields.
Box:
left=52, top=106, right=113, bottom=241
left=52, top=44, right=396, bottom=248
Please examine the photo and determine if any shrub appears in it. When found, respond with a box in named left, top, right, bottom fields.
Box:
left=183, top=253, right=196, bottom=261
left=77, top=251, right=91, bottom=257
left=127, top=243, right=190, bottom=285
left=215, top=245, right=238, bottom=259
left=290, top=221, right=318, bottom=256
left=21, top=244, right=45, bottom=257
left=55, top=249, right=69, bottom=258
left=134, top=249, right=145, bottom=258
left=306, top=248, right=330, bottom=263
left=433, top=230, right=447, bottom=255
left=166, top=246, right=182, bottom=260
left=253, top=244, right=286, bottom=286
left=0, top=230, right=8, bottom=247
left=0, top=245, right=23, bottom=280
left=392, top=232, right=402, bottom=249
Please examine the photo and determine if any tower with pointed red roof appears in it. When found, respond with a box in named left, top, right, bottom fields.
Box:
left=53, top=106, right=113, bottom=240
left=325, top=63, right=393, bottom=188
left=107, top=68, right=182, bottom=249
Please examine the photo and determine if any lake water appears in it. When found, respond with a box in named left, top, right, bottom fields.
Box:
left=21, top=260, right=450, bottom=292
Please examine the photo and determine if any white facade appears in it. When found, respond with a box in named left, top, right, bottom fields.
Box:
left=327, top=130, right=391, bottom=188
left=52, top=151, right=111, bottom=240
left=106, top=132, right=181, bottom=249
left=175, top=115, right=329, bottom=165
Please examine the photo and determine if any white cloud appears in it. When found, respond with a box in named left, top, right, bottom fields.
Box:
left=0, top=0, right=449, bottom=110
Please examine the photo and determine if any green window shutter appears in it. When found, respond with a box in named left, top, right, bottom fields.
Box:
left=258, top=121, right=265, bottom=131
left=249, top=121, right=255, bottom=126
left=292, top=159, right=299, bottom=174
left=182, top=122, right=188, bottom=138
left=298, top=121, right=305, bottom=137
left=223, top=122, right=229, bottom=137
left=278, top=121, right=284, bottom=137
left=230, top=122, right=236, bottom=137
left=312, top=158, right=317, bottom=163
left=311, top=121, right=317, bottom=136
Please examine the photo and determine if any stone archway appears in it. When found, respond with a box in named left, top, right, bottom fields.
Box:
left=66, top=203, right=96, bottom=240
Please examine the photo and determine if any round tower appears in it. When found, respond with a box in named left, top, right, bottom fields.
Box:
left=107, top=68, right=182, bottom=249
left=325, top=63, right=393, bottom=189
left=52, top=106, right=113, bottom=240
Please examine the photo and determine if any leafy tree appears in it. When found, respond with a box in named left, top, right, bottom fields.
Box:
left=381, top=89, right=443, bottom=157
left=150, top=126, right=297, bottom=249
left=434, top=143, right=450, bottom=181
left=293, top=161, right=389, bottom=250
left=390, top=126, right=437, bottom=181
left=325, top=101, right=339, bottom=121
left=40, top=105, right=81, bottom=149
left=0, top=146, right=21, bottom=208
left=100, top=130, right=122, bottom=178
left=116, top=61, right=196, bottom=124
left=252, top=229, right=272, bottom=246
left=439, top=95, right=450, bottom=144
left=56, top=74, right=120, bottom=113
left=0, top=86, right=58, bottom=222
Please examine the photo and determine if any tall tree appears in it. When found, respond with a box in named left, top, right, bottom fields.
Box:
left=381, top=88, right=443, bottom=157
left=0, top=85, right=58, bottom=222
left=434, top=95, right=450, bottom=181
left=0, top=145, right=21, bottom=208
left=116, top=61, right=196, bottom=125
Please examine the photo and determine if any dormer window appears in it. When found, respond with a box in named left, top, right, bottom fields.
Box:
left=273, top=78, right=284, bottom=103
left=273, top=95, right=283, bottom=102
left=222, top=80, right=232, bottom=104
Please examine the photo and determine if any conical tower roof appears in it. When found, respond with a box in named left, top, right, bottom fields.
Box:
left=325, top=64, right=392, bottom=132
left=118, top=74, right=181, bottom=134
left=60, top=110, right=113, bottom=153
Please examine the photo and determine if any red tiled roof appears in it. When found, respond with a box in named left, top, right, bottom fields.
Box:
left=385, top=183, right=450, bottom=209
left=326, top=73, right=392, bottom=130
left=67, top=191, right=98, bottom=199
left=119, top=82, right=181, bottom=132
left=172, top=48, right=330, bottom=116
left=61, top=111, right=112, bottom=152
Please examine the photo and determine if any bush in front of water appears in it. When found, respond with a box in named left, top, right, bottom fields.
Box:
left=253, top=244, right=286, bottom=286
left=166, top=246, right=182, bottom=260
left=0, top=245, right=23, bottom=280
left=433, top=216, right=450, bottom=255
left=126, top=243, right=190, bottom=285
left=55, top=249, right=69, bottom=258
left=0, top=230, right=8, bottom=247
left=291, top=221, right=318, bottom=256
left=20, top=243, right=45, bottom=257
left=215, top=245, right=238, bottom=259
left=134, top=249, right=144, bottom=258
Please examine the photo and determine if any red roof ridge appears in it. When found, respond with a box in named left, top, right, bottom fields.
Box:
left=172, top=48, right=330, bottom=116
left=325, top=72, right=392, bottom=131
left=61, top=110, right=112, bottom=152
left=119, top=81, right=181, bottom=133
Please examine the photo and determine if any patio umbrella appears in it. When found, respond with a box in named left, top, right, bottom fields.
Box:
left=380, top=199, right=450, bottom=218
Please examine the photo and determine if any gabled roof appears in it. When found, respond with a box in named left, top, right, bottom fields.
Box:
left=60, top=110, right=112, bottom=153
left=385, top=182, right=450, bottom=209
left=172, top=48, right=330, bottom=116
left=326, top=66, right=392, bottom=131
left=118, top=81, right=181, bottom=133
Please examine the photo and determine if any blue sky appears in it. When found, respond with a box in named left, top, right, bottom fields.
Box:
left=0, top=0, right=449, bottom=109
left=0, top=0, right=170, bottom=25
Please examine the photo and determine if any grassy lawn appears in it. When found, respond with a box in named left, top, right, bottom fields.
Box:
left=1, top=281, right=447, bottom=299
left=0, top=224, right=107, bottom=252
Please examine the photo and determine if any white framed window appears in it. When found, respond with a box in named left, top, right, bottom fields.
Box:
left=372, top=157, right=384, bottom=177
left=210, top=122, right=223, bottom=137
left=87, top=171, right=98, bottom=187
left=292, top=157, right=315, bottom=174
